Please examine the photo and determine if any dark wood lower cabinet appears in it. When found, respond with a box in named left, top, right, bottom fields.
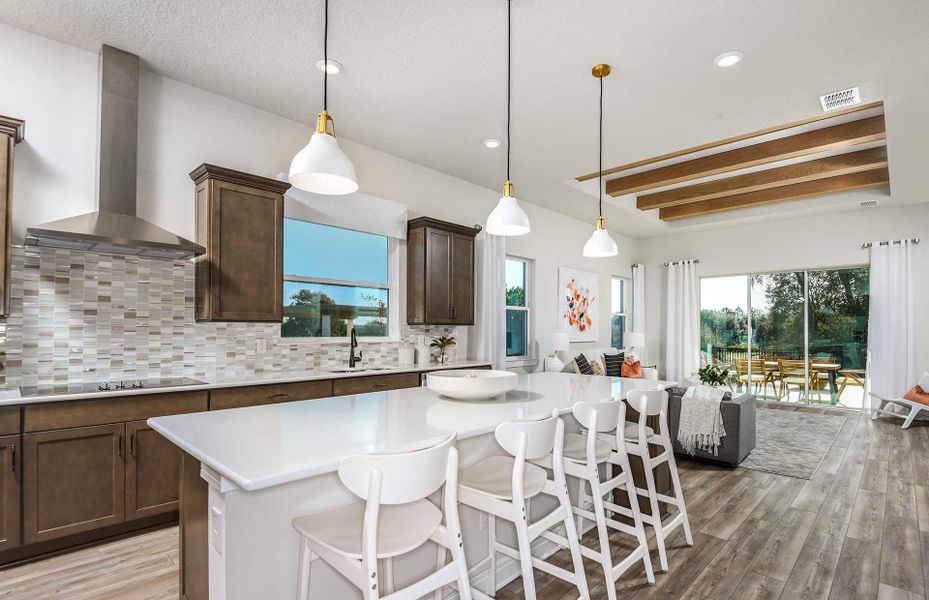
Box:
left=0, top=434, right=21, bottom=552
left=126, top=421, right=180, bottom=521
left=23, top=424, right=126, bottom=544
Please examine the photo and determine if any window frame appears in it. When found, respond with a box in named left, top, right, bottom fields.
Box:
left=281, top=221, right=400, bottom=343
left=505, top=255, right=535, bottom=365
left=610, top=275, right=630, bottom=350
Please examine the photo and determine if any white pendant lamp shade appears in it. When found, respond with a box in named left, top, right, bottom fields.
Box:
left=486, top=181, right=530, bottom=236
left=289, top=113, right=358, bottom=195
left=583, top=218, right=619, bottom=257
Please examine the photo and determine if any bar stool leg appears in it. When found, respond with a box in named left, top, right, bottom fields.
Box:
left=487, top=515, right=497, bottom=596
left=296, top=538, right=313, bottom=600
left=555, top=478, right=590, bottom=599
left=384, top=557, right=395, bottom=594
left=589, top=470, right=617, bottom=600
left=624, top=474, right=655, bottom=584
left=513, top=501, right=538, bottom=600
left=576, top=478, right=587, bottom=535
left=642, top=457, right=668, bottom=573
left=667, top=454, right=693, bottom=546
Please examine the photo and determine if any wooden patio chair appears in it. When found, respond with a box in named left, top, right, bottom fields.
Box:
left=735, top=358, right=769, bottom=395
left=776, top=359, right=811, bottom=401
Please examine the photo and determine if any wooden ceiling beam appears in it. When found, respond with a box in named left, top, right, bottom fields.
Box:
left=637, top=146, right=888, bottom=210
left=658, top=167, right=889, bottom=221
left=576, top=100, right=884, bottom=182
left=606, top=114, right=886, bottom=197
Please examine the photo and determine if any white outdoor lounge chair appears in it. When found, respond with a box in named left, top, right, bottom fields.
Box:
left=870, top=372, right=929, bottom=429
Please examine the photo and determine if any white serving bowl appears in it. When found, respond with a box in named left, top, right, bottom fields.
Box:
left=426, top=369, right=517, bottom=401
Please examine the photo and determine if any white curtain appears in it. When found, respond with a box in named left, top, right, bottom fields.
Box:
left=665, top=260, right=700, bottom=382
left=632, top=264, right=646, bottom=363
left=468, top=231, right=507, bottom=370
left=868, top=240, right=915, bottom=408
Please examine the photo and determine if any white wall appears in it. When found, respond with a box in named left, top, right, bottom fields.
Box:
left=636, top=203, right=929, bottom=379
left=0, top=23, right=637, bottom=361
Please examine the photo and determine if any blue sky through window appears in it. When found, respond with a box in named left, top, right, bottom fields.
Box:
left=283, top=219, right=388, bottom=284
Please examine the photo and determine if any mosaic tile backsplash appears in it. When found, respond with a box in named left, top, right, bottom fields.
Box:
left=0, top=246, right=455, bottom=388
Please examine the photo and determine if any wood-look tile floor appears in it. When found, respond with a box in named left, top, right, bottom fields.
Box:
left=1, top=405, right=926, bottom=600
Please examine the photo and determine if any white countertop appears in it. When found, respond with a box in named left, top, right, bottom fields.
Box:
left=0, top=360, right=493, bottom=406
left=149, top=372, right=674, bottom=492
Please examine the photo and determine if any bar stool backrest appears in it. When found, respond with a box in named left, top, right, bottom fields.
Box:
left=495, top=410, right=560, bottom=460
left=338, top=434, right=456, bottom=505
left=625, top=388, right=668, bottom=417
left=573, top=399, right=624, bottom=433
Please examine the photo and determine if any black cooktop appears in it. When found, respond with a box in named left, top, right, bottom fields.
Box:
left=19, top=377, right=206, bottom=398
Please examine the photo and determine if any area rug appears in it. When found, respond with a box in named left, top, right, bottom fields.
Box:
left=739, top=407, right=848, bottom=479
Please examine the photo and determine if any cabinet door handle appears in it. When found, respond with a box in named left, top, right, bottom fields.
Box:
left=268, top=393, right=291, bottom=403
left=371, top=383, right=388, bottom=389
left=129, top=431, right=136, bottom=455
left=9, top=444, right=14, bottom=472
left=452, top=306, right=457, bottom=319
left=116, top=433, right=123, bottom=456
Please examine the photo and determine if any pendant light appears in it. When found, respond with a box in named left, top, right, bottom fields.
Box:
left=583, top=64, right=619, bottom=258
left=289, top=0, right=358, bottom=195
left=485, top=0, right=531, bottom=236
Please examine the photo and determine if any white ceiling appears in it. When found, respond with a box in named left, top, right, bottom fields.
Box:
left=2, top=0, right=927, bottom=239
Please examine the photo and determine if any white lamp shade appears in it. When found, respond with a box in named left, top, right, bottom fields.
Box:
left=542, top=331, right=570, bottom=354
left=289, top=132, right=359, bottom=195
left=582, top=227, right=618, bottom=257
left=624, top=331, right=645, bottom=347
left=486, top=195, right=530, bottom=236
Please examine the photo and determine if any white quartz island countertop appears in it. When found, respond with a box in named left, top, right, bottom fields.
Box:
left=149, top=372, right=674, bottom=492
left=0, top=359, right=492, bottom=405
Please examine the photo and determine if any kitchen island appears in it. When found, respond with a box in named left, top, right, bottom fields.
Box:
left=149, top=372, right=673, bottom=600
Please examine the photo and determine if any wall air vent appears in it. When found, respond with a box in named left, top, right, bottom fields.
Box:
left=859, top=199, right=880, bottom=208
left=820, top=87, right=861, bottom=111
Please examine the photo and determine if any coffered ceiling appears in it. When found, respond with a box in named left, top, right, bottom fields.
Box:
left=1, top=0, right=927, bottom=238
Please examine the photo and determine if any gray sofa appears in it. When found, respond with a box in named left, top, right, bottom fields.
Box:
left=666, top=386, right=756, bottom=467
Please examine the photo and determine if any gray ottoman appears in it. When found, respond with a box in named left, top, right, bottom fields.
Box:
left=666, top=386, right=756, bottom=467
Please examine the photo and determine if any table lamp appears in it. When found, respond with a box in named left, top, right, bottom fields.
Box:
left=542, top=331, right=570, bottom=372
left=624, top=331, right=645, bottom=361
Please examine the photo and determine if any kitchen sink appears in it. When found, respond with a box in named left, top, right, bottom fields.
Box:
left=326, top=366, right=394, bottom=374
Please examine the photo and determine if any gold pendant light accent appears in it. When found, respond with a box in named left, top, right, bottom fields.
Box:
left=583, top=63, right=619, bottom=258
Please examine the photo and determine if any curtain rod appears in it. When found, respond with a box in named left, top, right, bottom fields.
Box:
left=664, top=259, right=699, bottom=266
left=861, top=237, right=919, bottom=249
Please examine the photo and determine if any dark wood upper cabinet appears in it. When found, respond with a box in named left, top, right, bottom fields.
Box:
left=126, top=420, right=180, bottom=521
left=23, top=424, right=126, bottom=544
left=0, top=116, right=24, bottom=318
left=0, top=434, right=21, bottom=552
left=190, top=164, right=290, bottom=322
left=407, top=217, right=479, bottom=325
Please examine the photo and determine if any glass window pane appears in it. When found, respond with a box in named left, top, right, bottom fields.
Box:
left=751, top=272, right=805, bottom=400
left=282, top=281, right=388, bottom=338
left=700, top=275, right=748, bottom=376
left=505, top=259, right=526, bottom=307
left=611, top=315, right=626, bottom=349
left=807, top=267, right=869, bottom=408
left=284, top=219, right=388, bottom=284
left=506, top=309, right=528, bottom=357
left=611, top=278, right=625, bottom=314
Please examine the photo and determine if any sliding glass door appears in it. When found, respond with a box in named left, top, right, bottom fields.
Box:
left=699, top=267, right=869, bottom=408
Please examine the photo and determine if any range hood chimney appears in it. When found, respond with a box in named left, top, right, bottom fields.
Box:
left=25, top=45, right=205, bottom=260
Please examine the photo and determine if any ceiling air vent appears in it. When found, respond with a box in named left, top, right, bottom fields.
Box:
left=859, top=199, right=880, bottom=208
left=820, top=87, right=861, bottom=111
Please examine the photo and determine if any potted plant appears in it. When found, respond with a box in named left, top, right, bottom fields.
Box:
left=697, top=364, right=729, bottom=389
left=430, top=335, right=457, bottom=364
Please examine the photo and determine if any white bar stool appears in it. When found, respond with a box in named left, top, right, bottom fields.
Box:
left=621, top=388, right=693, bottom=572
left=456, top=410, right=589, bottom=600
left=537, top=399, right=654, bottom=600
left=292, top=434, right=471, bottom=600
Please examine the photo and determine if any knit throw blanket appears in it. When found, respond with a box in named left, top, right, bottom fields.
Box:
left=677, top=385, right=727, bottom=456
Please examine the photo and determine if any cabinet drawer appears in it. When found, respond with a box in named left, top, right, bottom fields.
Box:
left=332, top=373, right=421, bottom=396
left=0, top=406, right=19, bottom=436
left=209, top=380, right=334, bottom=411
left=24, top=391, right=209, bottom=433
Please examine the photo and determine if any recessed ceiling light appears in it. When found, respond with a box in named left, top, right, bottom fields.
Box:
left=315, top=59, right=343, bottom=74
left=483, top=138, right=502, bottom=149
left=714, top=51, right=743, bottom=68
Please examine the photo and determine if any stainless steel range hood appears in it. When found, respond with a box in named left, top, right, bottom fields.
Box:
left=25, top=45, right=205, bottom=260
